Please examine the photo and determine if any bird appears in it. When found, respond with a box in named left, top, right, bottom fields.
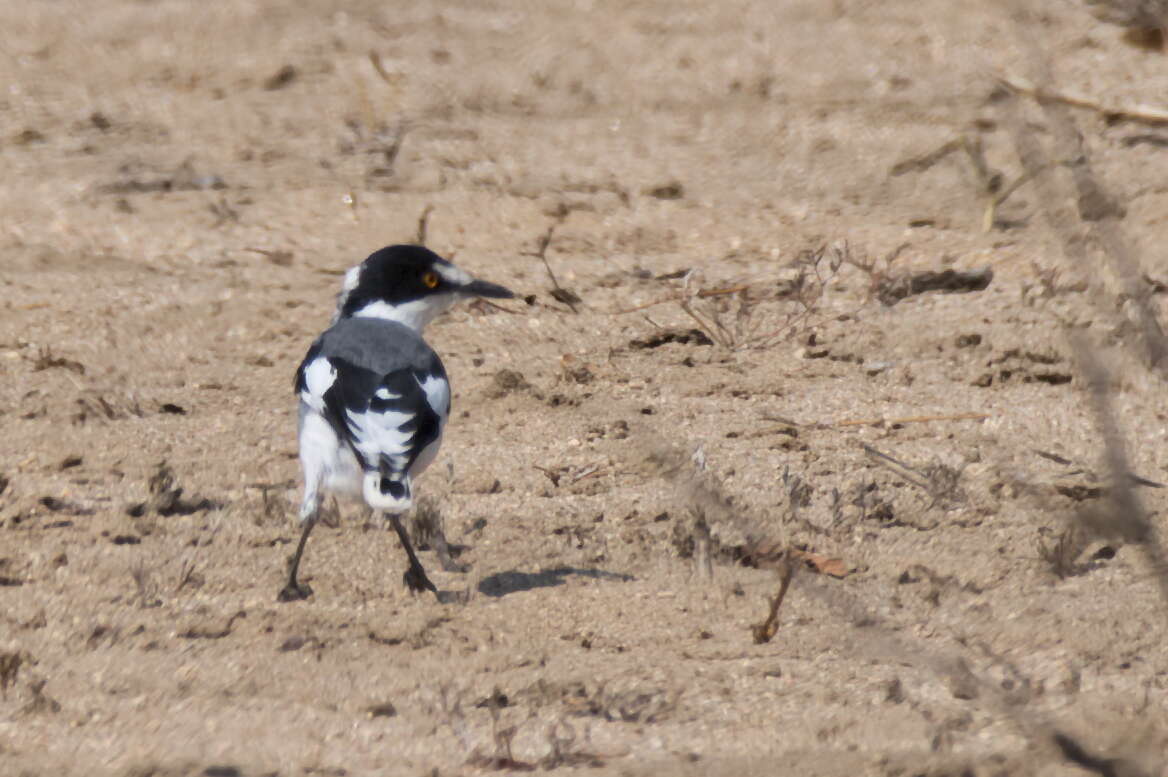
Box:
left=279, top=244, right=515, bottom=602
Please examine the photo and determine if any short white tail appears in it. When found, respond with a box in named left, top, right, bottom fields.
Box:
left=362, top=471, right=413, bottom=513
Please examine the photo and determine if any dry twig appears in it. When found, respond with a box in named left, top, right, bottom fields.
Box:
left=833, top=412, right=990, bottom=428
left=999, top=71, right=1168, bottom=127
left=890, top=136, right=1039, bottom=231
left=638, top=244, right=846, bottom=350
left=523, top=221, right=580, bottom=312
left=861, top=444, right=965, bottom=508
left=751, top=551, right=795, bottom=644
left=416, top=204, right=434, bottom=245
left=1073, top=338, right=1168, bottom=608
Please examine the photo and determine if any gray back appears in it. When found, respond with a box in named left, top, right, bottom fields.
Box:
left=316, top=317, right=442, bottom=376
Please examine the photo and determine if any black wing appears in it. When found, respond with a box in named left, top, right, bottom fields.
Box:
left=308, top=355, right=443, bottom=480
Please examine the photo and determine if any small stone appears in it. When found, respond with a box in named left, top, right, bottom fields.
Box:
left=366, top=701, right=397, bottom=718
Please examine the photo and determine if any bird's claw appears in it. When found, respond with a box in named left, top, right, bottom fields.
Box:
left=403, top=564, right=437, bottom=595
left=278, top=580, right=314, bottom=602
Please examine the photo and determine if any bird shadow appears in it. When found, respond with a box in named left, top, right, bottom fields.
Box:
left=475, top=566, right=634, bottom=598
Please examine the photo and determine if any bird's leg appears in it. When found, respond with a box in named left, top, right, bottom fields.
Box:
left=278, top=517, right=317, bottom=602
left=387, top=512, right=437, bottom=595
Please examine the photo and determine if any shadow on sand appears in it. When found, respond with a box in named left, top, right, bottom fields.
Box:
left=476, top=566, right=634, bottom=598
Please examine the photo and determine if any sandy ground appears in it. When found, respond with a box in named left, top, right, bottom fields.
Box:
left=3, top=1, right=1168, bottom=774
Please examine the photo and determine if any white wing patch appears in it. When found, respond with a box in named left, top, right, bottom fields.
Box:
left=417, top=372, right=451, bottom=422
left=299, top=356, right=337, bottom=412
left=297, top=404, right=364, bottom=519
left=346, top=406, right=415, bottom=472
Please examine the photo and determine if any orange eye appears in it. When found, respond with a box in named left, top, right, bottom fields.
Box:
left=422, top=271, right=440, bottom=289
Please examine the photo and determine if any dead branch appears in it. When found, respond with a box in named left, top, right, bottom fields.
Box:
left=416, top=204, right=434, bottom=245
left=1073, top=337, right=1168, bottom=610
left=751, top=552, right=795, bottom=644
left=614, top=284, right=754, bottom=315
left=523, top=222, right=580, bottom=312
left=833, top=412, right=990, bottom=428
left=999, top=71, right=1168, bottom=127
left=862, top=444, right=933, bottom=491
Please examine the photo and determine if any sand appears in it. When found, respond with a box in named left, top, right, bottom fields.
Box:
left=2, top=1, right=1168, bottom=774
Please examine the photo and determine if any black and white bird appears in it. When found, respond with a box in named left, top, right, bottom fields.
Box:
left=279, top=244, right=514, bottom=602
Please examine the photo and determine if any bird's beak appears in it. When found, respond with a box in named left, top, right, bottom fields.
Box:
left=459, top=277, right=515, bottom=299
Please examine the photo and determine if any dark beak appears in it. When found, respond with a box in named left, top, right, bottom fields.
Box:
left=460, top=278, right=515, bottom=299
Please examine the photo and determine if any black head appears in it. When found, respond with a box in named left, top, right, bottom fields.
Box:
left=336, top=244, right=514, bottom=325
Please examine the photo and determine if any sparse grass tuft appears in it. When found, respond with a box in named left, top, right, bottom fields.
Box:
left=410, top=496, right=468, bottom=573
left=129, top=560, right=162, bottom=608
left=0, top=650, right=23, bottom=698
left=1036, top=523, right=1086, bottom=579
left=675, top=243, right=844, bottom=350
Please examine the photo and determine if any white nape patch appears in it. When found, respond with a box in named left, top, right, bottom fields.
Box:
left=331, top=265, right=363, bottom=323
left=342, top=265, right=362, bottom=293
left=417, top=373, right=451, bottom=422
left=299, top=357, right=337, bottom=412
left=374, top=387, right=402, bottom=400
left=352, top=293, right=457, bottom=333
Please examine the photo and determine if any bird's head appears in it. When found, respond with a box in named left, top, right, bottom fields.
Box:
left=334, top=244, right=515, bottom=331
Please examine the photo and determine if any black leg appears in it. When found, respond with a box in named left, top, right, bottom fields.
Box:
left=278, top=519, right=316, bottom=602
left=388, top=513, right=437, bottom=595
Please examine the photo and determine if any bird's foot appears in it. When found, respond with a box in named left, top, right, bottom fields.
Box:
left=403, top=563, right=438, bottom=595
left=277, top=580, right=314, bottom=602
